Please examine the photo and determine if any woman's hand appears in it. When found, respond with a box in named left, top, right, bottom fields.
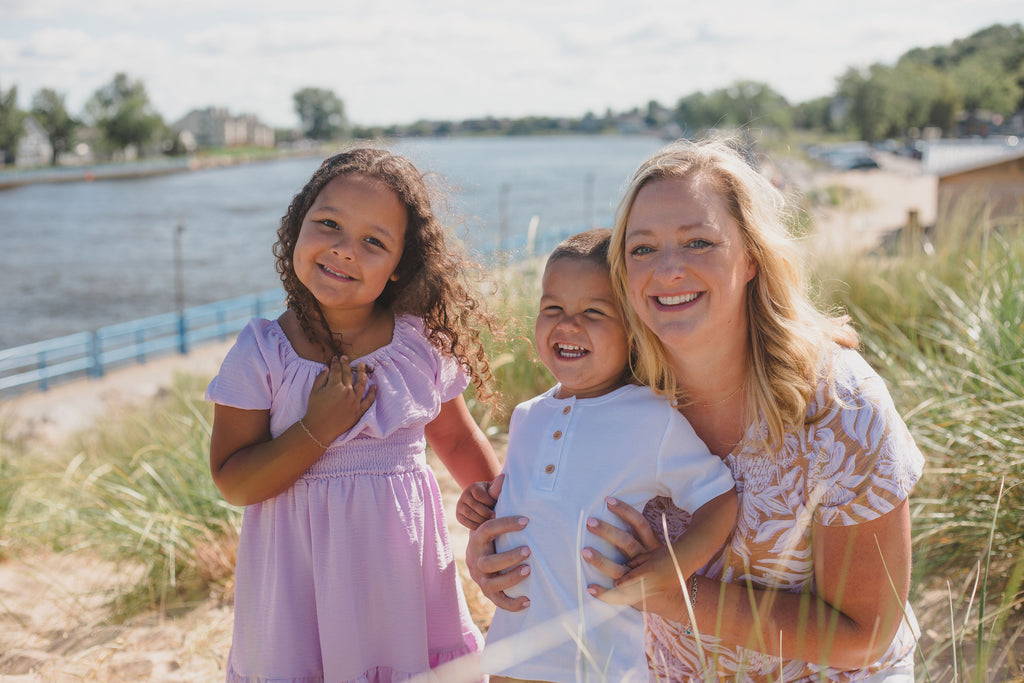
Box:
left=456, top=474, right=504, bottom=530
left=581, top=497, right=686, bottom=619
left=466, top=514, right=532, bottom=612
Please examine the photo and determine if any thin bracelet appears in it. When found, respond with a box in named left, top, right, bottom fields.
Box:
left=298, top=417, right=329, bottom=450
left=683, top=574, right=699, bottom=636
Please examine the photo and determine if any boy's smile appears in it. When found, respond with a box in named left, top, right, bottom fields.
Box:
left=535, top=257, right=629, bottom=400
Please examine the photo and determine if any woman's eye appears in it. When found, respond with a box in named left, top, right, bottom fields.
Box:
left=687, top=238, right=713, bottom=249
left=629, top=245, right=653, bottom=256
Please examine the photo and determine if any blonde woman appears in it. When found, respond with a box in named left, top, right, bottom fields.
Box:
left=466, top=138, right=923, bottom=681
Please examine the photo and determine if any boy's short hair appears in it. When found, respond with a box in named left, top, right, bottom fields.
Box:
left=546, top=228, right=612, bottom=271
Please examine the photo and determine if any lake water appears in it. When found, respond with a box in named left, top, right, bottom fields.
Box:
left=0, top=135, right=666, bottom=348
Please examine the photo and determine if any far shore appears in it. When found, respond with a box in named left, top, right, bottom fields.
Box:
left=0, top=145, right=333, bottom=191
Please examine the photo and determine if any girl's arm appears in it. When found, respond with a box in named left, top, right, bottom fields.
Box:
left=425, top=394, right=501, bottom=488
left=210, top=357, right=375, bottom=506
left=585, top=497, right=912, bottom=670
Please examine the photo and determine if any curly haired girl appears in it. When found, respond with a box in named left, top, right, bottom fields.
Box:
left=206, top=147, right=501, bottom=683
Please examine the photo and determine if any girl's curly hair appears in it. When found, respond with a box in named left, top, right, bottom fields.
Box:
left=273, top=147, right=497, bottom=404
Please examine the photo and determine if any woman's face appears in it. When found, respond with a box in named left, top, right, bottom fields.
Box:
left=623, top=175, right=756, bottom=362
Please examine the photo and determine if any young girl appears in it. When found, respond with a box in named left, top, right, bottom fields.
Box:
left=206, top=148, right=502, bottom=683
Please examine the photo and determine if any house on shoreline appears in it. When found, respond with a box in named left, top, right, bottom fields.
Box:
left=171, top=107, right=274, bottom=150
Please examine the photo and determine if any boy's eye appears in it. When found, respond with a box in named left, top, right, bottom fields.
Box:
left=364, top=236, right=386, bottom=248
left=584, top=308, right=606, bottom=316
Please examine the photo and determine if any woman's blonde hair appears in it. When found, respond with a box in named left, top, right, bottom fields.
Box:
left=608, top=137, right=857, bottom=447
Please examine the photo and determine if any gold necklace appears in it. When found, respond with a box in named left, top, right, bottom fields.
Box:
left=694, top=383, right=743, bottom=408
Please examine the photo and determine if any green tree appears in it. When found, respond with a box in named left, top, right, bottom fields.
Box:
left=892, top=61, right=960, bottom=134
left=837, top=65, right=912, bottom=141
left=31, top=88, right=78, bottom=165
left=84, top=73, right=164, bottom=157
left=293, top=87, right=348, bottom=141
left=0, top=83, right=25, bottom=165
left=952, top=55, right=1023, bottom=114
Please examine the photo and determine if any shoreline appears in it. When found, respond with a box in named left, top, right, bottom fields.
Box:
left=0, top=146, right=331, bottom=191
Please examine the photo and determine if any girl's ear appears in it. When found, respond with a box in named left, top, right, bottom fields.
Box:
left=390, top=272, right=400, bottom=282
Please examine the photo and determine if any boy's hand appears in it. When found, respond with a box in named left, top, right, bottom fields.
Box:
left=305, top=356, right=377, bottom=445
left=587, top=544, right=685, bottom=611
left=456, top=473, right=505, bottom=529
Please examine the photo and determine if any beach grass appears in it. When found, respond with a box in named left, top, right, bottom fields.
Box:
left=0, top=208, right=1021, bottom=680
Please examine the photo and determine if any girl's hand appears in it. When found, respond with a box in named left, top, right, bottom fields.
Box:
left=456, top=473, right=504, bottom=529
left=305, top=356, right=377, bottom=445
left=467, top=515, right=532, bottom=612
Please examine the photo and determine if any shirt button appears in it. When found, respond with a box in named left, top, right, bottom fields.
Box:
left=562, top=406, right=571, bottom=415
left=545, top=464, right=555, bottom=474
left=553, top=430, right=562, bottom=440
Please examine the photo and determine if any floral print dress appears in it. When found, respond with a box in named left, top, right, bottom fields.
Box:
left=643, top=347, right=924, bottom=682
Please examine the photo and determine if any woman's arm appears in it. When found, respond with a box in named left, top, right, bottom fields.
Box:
left=210, top=357, right=375, bottom=506
left=585, top=497, right=912, bottom=669
left=425, top=394, right=501, bottom=488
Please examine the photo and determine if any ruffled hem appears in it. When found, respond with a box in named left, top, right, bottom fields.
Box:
left=225, top=649, right=483, bottom=683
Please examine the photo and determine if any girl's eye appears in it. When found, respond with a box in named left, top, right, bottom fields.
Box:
left=318, top=219, right=339, bottom=230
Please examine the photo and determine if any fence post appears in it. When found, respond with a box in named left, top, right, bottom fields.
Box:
left=178, top=311, right=188, bottom=355
left=90, top=331, right=104, bottom=378
left=136, top=327, right=146, bottom=364
left=38, top=349, right=48, bottom=391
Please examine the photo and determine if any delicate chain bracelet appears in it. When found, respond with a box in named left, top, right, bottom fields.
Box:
left=683, top=574, right=699, bottom=636
left=298, top=417, right=329, bottom=450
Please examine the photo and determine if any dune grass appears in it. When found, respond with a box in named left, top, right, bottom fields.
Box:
left=0, top=205, right=1021, bottom=680
left=811, top=211, right=1024, bottom=681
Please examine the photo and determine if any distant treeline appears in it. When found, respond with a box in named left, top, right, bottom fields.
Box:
left=365, top=23, right=1023, bottom=143
left=1, top=22, right=1021, bottom=167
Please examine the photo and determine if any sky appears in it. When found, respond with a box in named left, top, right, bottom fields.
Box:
left=2, top=0, right=1023, bottom=130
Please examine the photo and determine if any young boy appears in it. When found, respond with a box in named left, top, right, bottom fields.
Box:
left=458, top=229, right=737, bottom=683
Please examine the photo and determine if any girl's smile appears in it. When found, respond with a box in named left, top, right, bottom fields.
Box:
left=293, top=173, right=407, bottom=327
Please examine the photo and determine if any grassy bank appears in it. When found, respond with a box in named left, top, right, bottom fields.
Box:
left=0, top=206, right=1021, bottom=680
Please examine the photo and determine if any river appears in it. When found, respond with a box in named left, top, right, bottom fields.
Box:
left=0, top=135, right=667, bottom=348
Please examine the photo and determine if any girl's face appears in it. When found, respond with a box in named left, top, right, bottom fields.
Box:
left=535, top=258, right=629, bottom=400
left=623, top=175, right=756, bottom=363
left=293, top=173, right=407, bottom=325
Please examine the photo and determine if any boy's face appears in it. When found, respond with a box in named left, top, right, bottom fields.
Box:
left=535, top=257, right=629, bottom=399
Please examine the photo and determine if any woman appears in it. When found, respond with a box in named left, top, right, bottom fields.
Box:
left=467, top=138, right=923, bottom=681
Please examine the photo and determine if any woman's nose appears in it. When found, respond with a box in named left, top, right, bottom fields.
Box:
left=653, top=248, right=686, bottom=281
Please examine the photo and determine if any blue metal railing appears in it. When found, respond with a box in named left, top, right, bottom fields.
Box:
left=0, top=289, right=284, bottom=395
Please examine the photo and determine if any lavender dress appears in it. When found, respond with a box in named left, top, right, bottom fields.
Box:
left=206, top=315, right=482, bottom=683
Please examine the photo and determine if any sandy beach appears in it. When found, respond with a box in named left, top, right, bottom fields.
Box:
left=0, top=157, right=937, bottom=681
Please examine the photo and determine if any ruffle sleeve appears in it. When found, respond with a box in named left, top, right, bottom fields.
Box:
left=205, top=318, right=285, bottom=411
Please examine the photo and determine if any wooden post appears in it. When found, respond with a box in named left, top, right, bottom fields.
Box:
left=904, top=209, right=920, bottom=253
